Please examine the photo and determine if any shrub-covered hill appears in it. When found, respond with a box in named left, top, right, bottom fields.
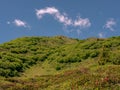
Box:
left=0, top=36, right=120, bottom=90
left=0, top=36, right=78, bottom=77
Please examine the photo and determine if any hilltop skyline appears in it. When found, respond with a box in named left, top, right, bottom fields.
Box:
left=0, top=0, right=120, bottom=43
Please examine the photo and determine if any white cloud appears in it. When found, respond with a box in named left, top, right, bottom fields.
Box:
left=36, top=7, right=91, bottom=28
left=74, top=17, right=91, bottom=28
left=36, top=7, right=72, bottom=26
left=55, top=13, right=72, bottom=26
left=13, top=19, right=27, bottom=27
left=7, top=21, right=11, bottom=24
left=104, top=18, right=116, bottom=31
left=36, top=7, right=58, bottom=19
left=13, top=19, right=30, bottom=29
left=76, top=29, right=81, bottom=37
left=98, top=32, right=104, bottom=38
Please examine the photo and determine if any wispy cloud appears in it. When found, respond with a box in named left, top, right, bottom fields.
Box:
left=36, top=7, right=72, bottom=26
left=36, top=7, right=91, bottom=28
left=36, top=7, right=58, bottom=19
left=74, top=17, right=91, bottom=28
left=7, top=21, right=11, bottom=25
left=104, top=18, right=116, bottom=31
left=13, top=19, right=27, bottom=27
left=12, top=19, right=31, bottom=29
left=76, top=29, right=81, bottom=37
left=98, top=32, right=104, bottom=38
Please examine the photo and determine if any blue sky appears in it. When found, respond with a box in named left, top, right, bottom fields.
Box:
left=0, top=0, right=120, bottom=43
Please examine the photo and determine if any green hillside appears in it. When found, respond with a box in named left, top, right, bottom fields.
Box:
left=0, top=36, right=120, bottom=90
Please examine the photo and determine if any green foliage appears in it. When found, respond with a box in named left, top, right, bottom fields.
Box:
left=0, top=36, right=78, bottom=77
left=55, top=66, right=61, bottom=70
left=0, top=35, right=120, bottom=79
left=1, top=65, right=120, bottom=90
left=11, top=48, right=28, bottom=54
left=90, top=51, right=99, bottom=58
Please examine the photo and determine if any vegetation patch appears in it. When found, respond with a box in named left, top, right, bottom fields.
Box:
left=0, top=36, right=120, bottom=89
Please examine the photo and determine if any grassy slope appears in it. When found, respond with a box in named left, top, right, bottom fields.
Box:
left=0, top=36, right=120, bottom=90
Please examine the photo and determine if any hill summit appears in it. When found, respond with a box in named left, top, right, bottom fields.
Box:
left=0, top=36, right=120, bottom=90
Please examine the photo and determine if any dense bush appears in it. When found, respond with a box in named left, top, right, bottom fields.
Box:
left=0, top=36, right=120, bottom=77
left=56, top=66, right=61, bottom=70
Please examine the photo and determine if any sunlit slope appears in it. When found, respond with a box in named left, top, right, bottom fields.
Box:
left=0, top=36, right=120, bottom=77
left=0, top=36, right=120, bottom=89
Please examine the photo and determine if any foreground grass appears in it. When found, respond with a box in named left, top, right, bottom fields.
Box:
left=0, top=59, right=120, bottom=90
